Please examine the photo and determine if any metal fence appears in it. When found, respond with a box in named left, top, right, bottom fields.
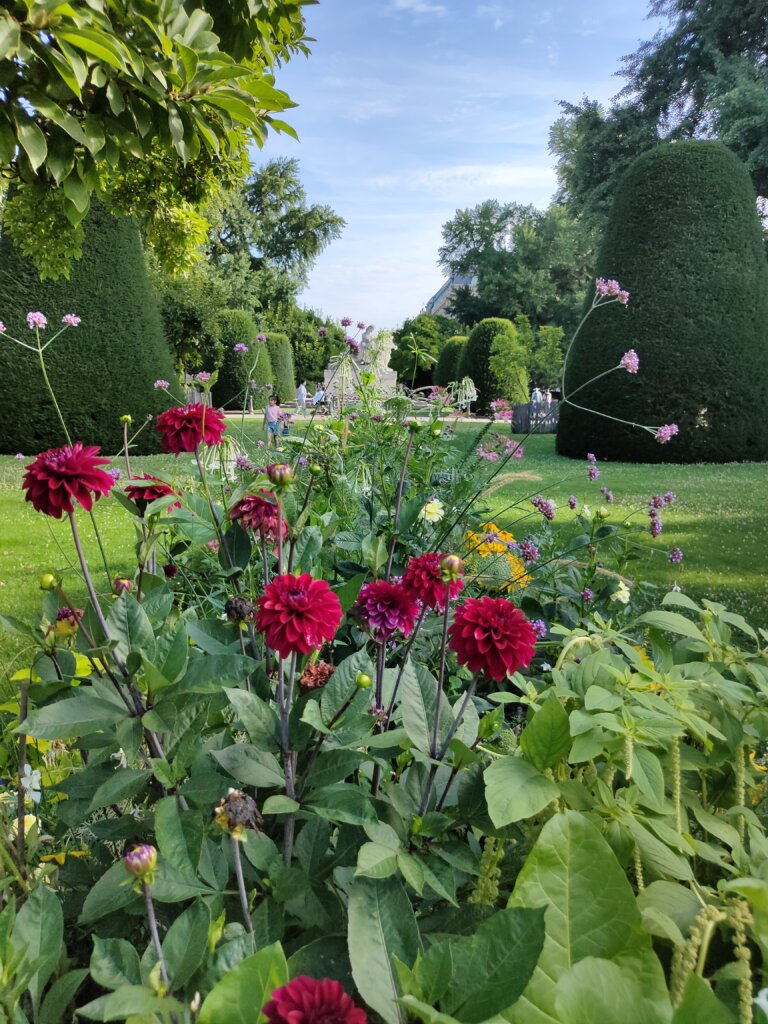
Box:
left=512, top=401, right=559, bottom=434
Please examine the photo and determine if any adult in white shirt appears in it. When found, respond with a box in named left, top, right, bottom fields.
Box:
left=297, top=380, right=308, bottom=413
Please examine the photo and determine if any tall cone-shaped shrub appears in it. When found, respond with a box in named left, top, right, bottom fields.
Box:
left=557, top=141, right=768, bottom=463
left=0, top=204, right=176, bottom=455
left=434, top=335, right=467, bottom=387
left=457, top=318, right=522, bottom=414
left=265, top=332, right=296, bottom=402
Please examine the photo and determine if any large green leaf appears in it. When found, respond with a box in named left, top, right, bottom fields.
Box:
left=20, top=691, right=130, bottom=740
left=197, top=942, right=289, bottom=1024
left=38, top=968, right=89, bottom=1024
left=672, top=975, right=733, bottom=1023
left=12, top=885, right=63, bottom=1016
left=400, top=660, right=452, bottom=754
left=179, top=654, right=258, bottom=691
left=504, top=812, right=670, bottom=1024
left=520, top=696, right=571, bottom=770
left=484, top=757, right=559, bottom=827
left=225, top=687, right=280, bottom=749
left=306, top=783, right=377, bottom=825
left=348, top=877, right=421, bottom=1024
left=79, top=862, right=138, bottom=924
left=154, top=797, right=203, bottom=879
left=553, top=958, right=671, bottom=1024
left=77, top=985, right=184, bottom=1021
left=163, top=901, right=211, bottom=988
left=106, top=591, right=155, bottom=660
left=636, top=611, right=705, bottom=642
left=90, top=937, right=141, bottom=990
left=212, top=744, right=284, bottom=788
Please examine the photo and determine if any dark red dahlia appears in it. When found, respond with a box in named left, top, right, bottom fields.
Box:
left=255, top=574, right=342, bottom=658
left=263, top=977, right=366, bottom=1024
left=22, top=442, right=114, bottom=519
left=403, top=552, right=463, bottom=611
left=353, top=580, right=420, bottom=642
left=155, top=404, right=226, bottom=454
left=448, top=596, right=536, bottom=681
left=124, top=474, right=181, bottom=514
left=229, top=490, right=287, bottom=541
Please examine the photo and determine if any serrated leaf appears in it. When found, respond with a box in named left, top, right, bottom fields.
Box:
left=484, top=757, right=559, bottom=827
left=520, top=696, right=571, bottom=770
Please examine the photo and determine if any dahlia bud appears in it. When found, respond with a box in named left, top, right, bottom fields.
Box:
left=53, top=607, right=83, bottom=638
left=123, top=843, right=157, bottom=883
left=440, top=554, right=463, bottom=582
left=39, top=572, right=58, bottom=591
left=113, top=576, right=133, bottom=595
left=407, top=420, right=422, bottom=434
left=267, top=463, right=294, bottom=488
left=598, top=506, right=609, bottom=519
left=309, top=463, right=323, bottom=477
left=224, top=596, right=253, bottom=622
left=213, top=789, right=262, bottom=840
left=119, top=414, right=132, bottom=425
left=431, top=426, right=442, bottom=438
left=355, top=671, right=372, bottom=689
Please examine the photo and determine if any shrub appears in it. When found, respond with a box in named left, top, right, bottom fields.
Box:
left=265, top=304, right=344, bottom=383
left=434, top=335, right=467, bottom=386
left=0, top=203, right=177, bottom=455
left=210, top=309, right=259, bottom=409
left=155, top=262, right=228, bottom=372
left=458, top=317, right=526, bottom=413
left=557, top=140, right=768, bottom=462
left=390, top=313, right=463, bottom=389
left=265, top=331, right=296, bottom=401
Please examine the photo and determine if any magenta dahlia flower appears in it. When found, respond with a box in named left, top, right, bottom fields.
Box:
left=354, top=580, right=420, bottom=642
left=155, top=404, right=226, bottom=453
left=263, top=977, right=366, bottom=1024
left=448, top=596, right=536, bottom=681
left=256, top=574, right=342, bottom=658
left=22, top=443, right=114, bottom=518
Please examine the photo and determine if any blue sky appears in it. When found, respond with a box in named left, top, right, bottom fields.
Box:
left=261, top=0, right=662, bottom=331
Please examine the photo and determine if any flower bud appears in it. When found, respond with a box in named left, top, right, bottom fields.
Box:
left=113, top=577, right=133, bottom=595
left=355, top=671, right=372, bottom=689
left=119, top=414, right=132, bottom=425
left=39, top=572, right=58, bottom=591
left=440, top=554, right=463, bottom=582
left=123, top=843, right=157, bottom=883
left=53, top=607, right=83, bottom=638
left=309, top=463, right=323, bottom=477
left=431, top=427, right=442, bottom=438
left=267, top=463, right=294, bottom=487
left=598, top=506, right=609, bottom=519
left=407, top=419, right=422, bottom=434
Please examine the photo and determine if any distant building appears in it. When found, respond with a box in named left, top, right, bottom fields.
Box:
left=424, top=273, right=476, bottom=317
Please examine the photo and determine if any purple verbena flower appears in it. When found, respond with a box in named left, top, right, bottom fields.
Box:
left=531, top=619, right=548, bottom=640
left=668, top=547, right=684, bottom=564
left=519, top=539, right=540, bottom=563
left=317, top=327, right=328, bottom=337
left=649, top=514, right=663, bottom=538
left=27, top=311, right=47, bottom=330
left=62, top=313, right=81, bottom=327
left=532, top=496, right=556, bottom=521
left=195, top=371, right=211, bottom=384
left=0, top=322, right=6, bottom=333
left=153, top=379, right=170, bottom=391
left=620, top=348, right=639, bottom=373
left=581, top=587, right=594, bottom=603
left=234, top=343, right=248, bottom=354
left=340, top=316, right=352, bottom=328
left=256, top=334, right=267, bottom=344
left=588, top=465, right=600, bottom=482
left=109, top=467, right=122, bottom=481
left=235, top=455, right=252, bottom=470
left=663, top=491, right=676, bottom=506
left=600, top=487, right=614, bottom=503
left=568, top=495, right=578, bottom=509
left=356, top=321, right=366, bottom=330
left=656, top=423, right=679, bottom=444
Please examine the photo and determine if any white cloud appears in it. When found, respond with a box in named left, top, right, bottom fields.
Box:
left=392, top=0, right=446, bottom=15
left=367, top=162, right=557, bottom=196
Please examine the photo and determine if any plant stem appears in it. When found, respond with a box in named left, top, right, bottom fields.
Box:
left=37, top=331, right=71, bottom=445
left=143, top=882, right=171, bottom=992
left=385, top=430, right=414, bottom=579
left=231, top=837, right=254, bottom=938
left=430, top=586, right=452, bottom=760
left=123, top=422, right=132, bottom=479
left=419, top=675, right=478, bottom=815
left=16, top=681, right=29, bottom=874
left=384, top=607, right=428, bottom=723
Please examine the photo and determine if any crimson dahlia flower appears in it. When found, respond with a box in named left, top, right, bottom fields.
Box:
left=155, top=404, right=226, bottom=454
left=22, top=443, right=114, bottom=518
left=256, top=574, right=342, bottom=658
left=402, top=553, right=463, bottom=611
left=448, top=596, right=536, bottom=681
left=124, top=474, right=181, bottom=513
left=229, top=490, right=287, bottom=541
left=354, top=580, right=420, bottom=642
left=263, top=977, right=366, bottom=1024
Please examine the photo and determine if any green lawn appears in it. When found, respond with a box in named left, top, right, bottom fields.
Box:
left=2, top=421, right=767, bottom=679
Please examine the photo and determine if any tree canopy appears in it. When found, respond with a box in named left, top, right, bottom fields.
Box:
left=0, top=0, right=313, bottom=277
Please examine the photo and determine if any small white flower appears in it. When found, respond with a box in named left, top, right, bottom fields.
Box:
left=610, top=581, right=631, bottom=605
left=111, top=748, right=128, bottom=769
left=582, top=505, right=591, bottom=518
left=419, top=497, right=445, bottom=524
left=20, top=764, right=42, bottom=804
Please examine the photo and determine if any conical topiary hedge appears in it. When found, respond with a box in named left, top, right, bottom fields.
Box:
left=0, top=203, right=177, bottom=455
left=265, top=332, right=296, bottom=402
left=434, top=335, right=467, bottom=387
left=556, top=140, right=768, bottom=463
left=457, top=318, right=522, bottom=414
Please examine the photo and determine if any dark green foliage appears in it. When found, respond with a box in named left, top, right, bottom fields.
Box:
left=265, top=332, right=296, bottom=402
left=434, top=336, right=467, bottom=386
left=457, top=318, right=522, bottom=414
left=389, top=313, right=463, bottom=389
left=264, top=304, right=344, bottom=384
left=210, top=309, right=263, bottom=409
left=156, top=264, right=228, bottom=372
left=0, top=204, right=177, bottom=455
left=557, top=140, right=768, bottom=464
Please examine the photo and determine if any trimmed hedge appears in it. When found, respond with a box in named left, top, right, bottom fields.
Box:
left=265, top=332, right=295, bottom=402
left=434, top=335, right=467, bottom=387
left=210, top=309, right=259, bottom=409
left=0, top=204, right=177, bottom=455
left=457, top=318, right=521, bottom=414
left=557, top=140, right=768, bottom=463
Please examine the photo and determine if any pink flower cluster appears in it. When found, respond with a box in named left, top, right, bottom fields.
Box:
left=587, top=452, right=600, bottom=482
left=234, top=343, right=248, bottom=354
left=62, top=313, right=81, bottom=327
left=656, top=423, right=679, bottom=444
left=153, top=379, right=170, bottom=391
left=490, top=398, right=514, bottom=422
left=595, top=278, right=630, bottom=305
left=620, top=348, right=639, bottom=374
left=195, top=371, right=211, bottom=384
left=532, top=495, right=556, bottom=521
left=477, top=434, right=523, bottom=462
left=27, top=311, right=47, bottom=330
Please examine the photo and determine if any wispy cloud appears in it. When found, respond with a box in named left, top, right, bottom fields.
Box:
left=391, top=0, right=446, bottom=15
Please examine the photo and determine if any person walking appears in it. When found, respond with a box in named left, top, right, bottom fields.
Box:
left=297, top=380, right=308, bottom=414
left=264, top=394, right=282, bottom=450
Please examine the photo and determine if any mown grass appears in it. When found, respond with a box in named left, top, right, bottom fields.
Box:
left=1, top=420, right=766, bottom=679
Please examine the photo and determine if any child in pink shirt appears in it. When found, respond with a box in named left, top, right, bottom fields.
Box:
left=264, top=394, right=282, bottom=450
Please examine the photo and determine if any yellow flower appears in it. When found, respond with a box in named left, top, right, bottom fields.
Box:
left=41, top=849, right=90, bottom=865
left=633, top=645, right=654, bottom=670
left=610, top=581, right=631, bottom=605
left=464, top=523, right=530, bottom=592
left=420, top=497, right=445, bottom=523
left=750, top=750, right=768, bottom=774
left=10, top=814, right=38, bottom=837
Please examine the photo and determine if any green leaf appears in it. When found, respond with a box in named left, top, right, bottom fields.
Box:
left=0, top=117, right=16, bottom=164
left=198, top=942, right=289, bottom=1024
left=163, top=901, right=210, bottom=988
left=434, top=907, right=545, bottom=1021
left=625, top=818, right=693, bottom=881
left=79, top=861, right=138, bottom=924
left=505, top=812, right=670, bottom=1024
left=15, top=114, right=47, bottom=170
left=520, top=696, right=571, bottom=770
left=348, top=877, right=421, bottom=1024
left=399, top=660, right=452, bottom=754
left=637, top=881, right=703, bottom=936
left=77, top=985, right=184, bottom=1020
left=212, top=744, right=284, bottom=788
left=321, top=650, right=375, bottom=720
left=154, top=797, right=203, bottom=879
left=90, top=937, right=141, bottom=990
left=0, top=13, right=20, bottom=59
left=305, top=783, right=377, bottom=825
left=484, top=757, right=559, bottom=827
left=553, top=958, right=671, bottom=1024
left=88, top=768, right=149, bottom=812
left=38, top=968, right=88, bottom=1024
left=225, top=688, right=280, bottom=749
left=21, top=691, right=128, bottom=741
left=107, top=592, right=156, bottom=660
left=179, top=654, right=257, bottom=691
left=56, top=28, right=127, bottom=70
left=672, top=974, right=733, bottom=1023
left=631, top=747, right=665, bottom=809
left=637, top=611, right=705, bottom=642
left=356, top=842, right=399, bottom=879
left=13, top=885, right=63, bottom=1016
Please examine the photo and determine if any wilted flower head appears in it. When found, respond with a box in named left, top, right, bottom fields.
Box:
left=656, top=423, right=679, bottom=444
left=354, top=580, right=420, bottom=642
left=123, top=843, right=157, bottom=883
left=224, top=596, right=254, bottom=622
left=62, top=313, right=81, bottom=327
left=263, top=977, right=366, bottom=1024
left=229, top=490, right=286, bottom=541
left=299, top=661, right=336, bottom=691
left=214, top=789, right=262, bottom=839
left=26, top=311, right=47, bottom=330
left=619, top=349, right=639, bottom=374
left=23, top=443, right=114, bottom=518
left=448, top=596, right=536, bottom=681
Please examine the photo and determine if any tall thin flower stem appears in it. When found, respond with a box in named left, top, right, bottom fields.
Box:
left=16, top=681, right=29, bottom=874
left=287, top=478, right=314, bottom=573
left=36, top=330, right=71, bottom=446
left=143, top=882, right=171, bottom=992
left=122, top=422, right=133, bottom=479
left=276, top=496, right=285, bottom=576
left=419, top=675, right=478, bottom=815
left=279, top=652, right=298, bottom=863
left=430, top=585, right=453, bottom=761
left=371, top=642, right=388, bottom=797
left=385, top=430, right=415, bottom=579
left=231, top=838, right=254, bottom=938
